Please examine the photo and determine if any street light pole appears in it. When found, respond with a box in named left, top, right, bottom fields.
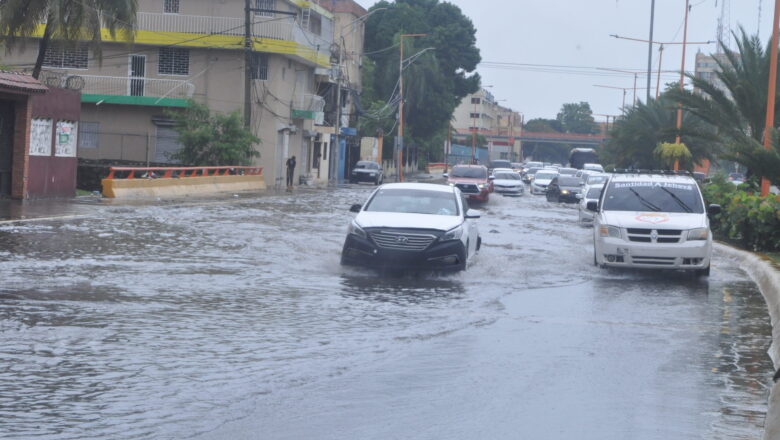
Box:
left=647, top=0, right=656, bottom=102
left=674, top=0, right=690, bottom=149
left=397, top=33, right=426, bottom=182
left=761, top=0, right=780, bottom=196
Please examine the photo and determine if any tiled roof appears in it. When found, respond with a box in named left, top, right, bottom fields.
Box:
left=0, top=71, right=48, bottom=93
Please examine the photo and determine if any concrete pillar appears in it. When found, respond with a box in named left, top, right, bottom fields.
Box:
left=11, top=98, right=31, bottom=199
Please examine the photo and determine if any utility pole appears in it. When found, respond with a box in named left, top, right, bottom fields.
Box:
left=244, top=0, right=252, bottom=128
left=761, top=0, right=780, bottom=196
left=397, top=33, right=426, bottom=182
left=334, top=39, right=343, bottom=183
left=673, top=0, right=691, bottom=172
left=647, top=0, right=655, bottom=102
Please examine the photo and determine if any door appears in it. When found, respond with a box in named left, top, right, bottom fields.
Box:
left=0, top=101, right=15, bottom=197
left=129, top=55, right=146, bottom=97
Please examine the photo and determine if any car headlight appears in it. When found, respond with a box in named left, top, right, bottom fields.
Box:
left=687, top=227, right=709, bottom=241
left=441, top=224, right=464, bottom=241
left=478, top=183, right=487, bottom=189
left=347, top=220, right=367, bottom=239
left=561, top=190, right=570, bottom=194
left=448, top=182, right=455, bottom=187
left=598, top=225, right=621, bottom=238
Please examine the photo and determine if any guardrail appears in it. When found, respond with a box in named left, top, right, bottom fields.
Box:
left=106, top=166, right=263, bottom=179
left=79, top=75, right=196, bottom=99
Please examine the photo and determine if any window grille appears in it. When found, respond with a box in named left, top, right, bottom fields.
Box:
left=78, top=122, right=100, bottom=149
left=255, top=0, right=275, bottom=17
left=43, top=45, right=88, bottom=69
left=164, top=0, right=179, bottom=13
left=251, top=53, right=269, bottom=80
left=158, top=48, right=189, bottom=75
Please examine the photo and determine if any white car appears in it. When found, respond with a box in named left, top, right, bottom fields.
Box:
left=588, top=173, right=721, bottom=276
left=491, top=170, right=525, bottom=196
left=583, top=172, right=609, bottom=187
left=583, top=163, right=604, bottom=173
left=577, top=183, right=604, bottom=224
left=530, top=170, right=559, bottom=195
left=341, top=183, right=481, bottom=272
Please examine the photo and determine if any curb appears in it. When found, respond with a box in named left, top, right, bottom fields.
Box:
left=714, top=242, right=780, bottom=440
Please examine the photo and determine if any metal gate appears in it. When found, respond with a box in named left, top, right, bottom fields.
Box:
left=129, top=55, right=146, bottom=97
left=0, top=101, right=15, bottom=196
left=155, top=126, right=181, bottom=163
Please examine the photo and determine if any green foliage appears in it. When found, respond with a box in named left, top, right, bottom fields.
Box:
left=654, top=142, right=692, bottom=168
left=600, top=94, right=720, bottom=170
left=524, top=118, right=560, bottom=133
left=361, top=0, right=481, bottom=141
left=556, top=102, right=599, bottom=134
left=166, top=101, right=260, bottom=166
left=0, top=0, right=137, bottom=77
left=702, top=174, right=780, bottom=251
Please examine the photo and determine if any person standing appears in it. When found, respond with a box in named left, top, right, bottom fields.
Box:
left=286, top=155, right=296, bottom=190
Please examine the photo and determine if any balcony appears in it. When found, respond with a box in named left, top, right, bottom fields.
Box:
left=135, top=12, right=332, bottom=66
left=71, top=74, right=195, bottom=107
left=292, top=94, right=326, bottom=120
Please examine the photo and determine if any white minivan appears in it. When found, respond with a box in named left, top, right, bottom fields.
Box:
left=588, top=173, right=721, bottom=276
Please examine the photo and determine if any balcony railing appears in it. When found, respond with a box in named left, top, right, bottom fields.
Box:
left=293, top=94, right=326, bottom=112
left=136, top=12, right=332, bottom=49
left=78, top=75, right=195, bottom=99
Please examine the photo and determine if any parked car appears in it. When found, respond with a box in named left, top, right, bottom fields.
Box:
left=491, top=170, right=525, bottom=196
left=557, top=167, right=578, bottom=176
left=340, top=183, right=481, bottom=272
left=530, top=170, right=559, bottom=195
left=728, top=172, right=745, bottom=185
left=577, top=184, right=604, bottom=224
left=545, top=175, right=583, bottom=203
left=445, top=164, right=493, bottom=202
left=583, top=163, right=604, bottom=173
left=349, top=161, right=383, bottom=185
left=588, top=172, right=721, bottom=276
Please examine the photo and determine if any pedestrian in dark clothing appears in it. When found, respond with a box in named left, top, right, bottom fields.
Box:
left=286, top=156, right=296, bottom=190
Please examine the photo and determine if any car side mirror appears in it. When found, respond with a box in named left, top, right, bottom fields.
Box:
left=575, top=193, right=583, bottom=200
left=488, top=176, right=495, bottom=180
left=465, top=209, right=481, bottom=219
left=586, top=201, right=598, bottom=212
left=349, top=204, right=362, bottom=213
left=708, top=204, right=722, bottom=215
left=442, top=173, right=448, bottom=178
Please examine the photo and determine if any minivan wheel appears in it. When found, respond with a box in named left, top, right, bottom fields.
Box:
left=695, top=265, right=711, bottom=277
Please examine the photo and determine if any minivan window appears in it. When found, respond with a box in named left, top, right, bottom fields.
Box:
left=602, top=181, right=704, bottom=213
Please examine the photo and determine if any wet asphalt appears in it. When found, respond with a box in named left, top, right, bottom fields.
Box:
left=0, top=184, right=773, bottom=440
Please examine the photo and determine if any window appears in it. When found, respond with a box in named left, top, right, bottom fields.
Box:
left=251, top=53, right=269, bottom=80
left=43, top=45, right=88, bottom=69
left=471, top=97, right=481, bottom=104
left=309, top=14, right=322, bottom=35
left=164, top=0, right=179, bottom=13
left=255, top=0, right=275, bottom=17
left=79, top=122, right=100, bottom=149
left=158, top=48, right=189, bottom=75
left=469, top=112, right=480, bottom=119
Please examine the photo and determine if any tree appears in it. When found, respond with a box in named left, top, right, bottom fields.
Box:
left=0, top=0, right=137, bottom=79
left=361, top=0, right=481, bottom=143
left=166, top=102, right=260, bottom=166
left=670, top=28, right=780, bottom=182
left=556, top=102, right=599, bottom=134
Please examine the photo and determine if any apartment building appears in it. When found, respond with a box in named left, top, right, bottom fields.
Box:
left=3, top=0, right=354, bottom=188
left=451, top=88, right=522, bottom=161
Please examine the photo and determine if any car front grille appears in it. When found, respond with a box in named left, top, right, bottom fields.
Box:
left=626, top=228, right=683, bottom=244
left=455, top=183, right=479, bottom=194
left=370, top=231, right=437, bottom=251
left=631, top=256, right=677, bottom=265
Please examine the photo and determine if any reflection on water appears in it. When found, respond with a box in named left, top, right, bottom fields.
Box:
left=0, top=188, right=773, bottom=439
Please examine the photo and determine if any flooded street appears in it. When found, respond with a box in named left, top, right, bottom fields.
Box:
left=0, top=186, right=773, bottom=439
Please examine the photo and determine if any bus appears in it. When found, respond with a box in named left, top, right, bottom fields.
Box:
left=569, top=148, right=599, bottom=170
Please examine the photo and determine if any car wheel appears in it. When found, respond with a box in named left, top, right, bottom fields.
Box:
left=476, top=236, right=482, bottom=251
left=695, top=265, right=711, bottom=277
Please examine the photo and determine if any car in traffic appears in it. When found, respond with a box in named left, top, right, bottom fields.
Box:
left=521, top=166, right=543, bottom=183
left=522, top=161, right=543, bottom=173
left=488, top=159, right=512, bottom=174
left=583, top=172, right=609, bottom=187
left=557, top=167, right=578, bottom=176
left=588, top=172, right=721, bottom=276
left=349, top=160, right=384, bottom=185
left=511, top=162, right=524, bottom=173
left=491, top=170, right=525, bottom=196
left=530, top=169, right=559, bottom=195
left=340, top=183, right=482, bottom=272
left=583, top=163, right=604, bottom=173
left=445, top=164, right=493, bottom=202
left=545, top=175, right=583, bottom=203
left=577, top=184, right=604, bottom=224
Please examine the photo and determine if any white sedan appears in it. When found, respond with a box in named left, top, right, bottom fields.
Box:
left=530, top=170, right=559, bottom=195
left=491, top=170, right=525, bottom=196
left=341, top=183, right=481, bottom=271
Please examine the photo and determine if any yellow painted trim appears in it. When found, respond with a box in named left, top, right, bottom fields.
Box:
left=290, top=0, right=334, bottom=19
left=29, top=24, right=330, bottom=67
left=102, top=175, right=267, bottom=199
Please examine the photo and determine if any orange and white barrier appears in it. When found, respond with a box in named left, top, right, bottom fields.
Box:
left=102, top=166, right=266, bottom=199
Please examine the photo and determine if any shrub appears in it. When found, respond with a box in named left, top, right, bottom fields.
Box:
left=703, top=174, right=780, bottom=251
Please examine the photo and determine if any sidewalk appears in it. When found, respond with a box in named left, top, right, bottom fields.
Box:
left=0, top=196, right=103, bottom=223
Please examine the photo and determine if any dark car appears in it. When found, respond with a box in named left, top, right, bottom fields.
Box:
left=545, top=176, right=583, bottom=203
left=349, top=161, right=383, bottom=185
left=488, top=160, right=512, bottom=173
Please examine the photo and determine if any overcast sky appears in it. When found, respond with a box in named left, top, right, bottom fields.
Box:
left=354, top=0, right=773, bottom=122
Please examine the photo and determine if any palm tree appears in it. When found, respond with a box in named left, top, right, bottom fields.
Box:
left=0, top=0, right=137, bottom=79
left=671, top=28, right=780, bottom=182
left=601, top=95, right=720, bottom=170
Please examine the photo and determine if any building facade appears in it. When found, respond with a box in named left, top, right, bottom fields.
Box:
left=451, top=88, right=522, bottom=162
left=3, top=0, right=368, bottom=188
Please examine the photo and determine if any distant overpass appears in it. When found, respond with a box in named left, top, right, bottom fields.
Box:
left=454, top=129, right=607, bottom=146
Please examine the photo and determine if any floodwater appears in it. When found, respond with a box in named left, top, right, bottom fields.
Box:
left=0, top=186, right=773, bottom=439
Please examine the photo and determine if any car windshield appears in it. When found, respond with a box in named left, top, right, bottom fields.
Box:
left=364, top=189, right=459, bottom=216
left=535, top=172, right=557, bottom=180
left=558, top=168, right=577, bottom=175
left=451, top=167, right=487, bottom=178
left=558, top=177, right=581, bottom=186
left=490, top=161, right=511, bottom=168
left=586, top=175, right=608, bottom=185
left=354, top=162, right=376, bottom=169
left=586, top=187, right=603, bottom=198
left=526, top=162, right=543, bottom=168
left=495, top=172, right=520, bottom=180
left=602, top=181, right=704, bottom=213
